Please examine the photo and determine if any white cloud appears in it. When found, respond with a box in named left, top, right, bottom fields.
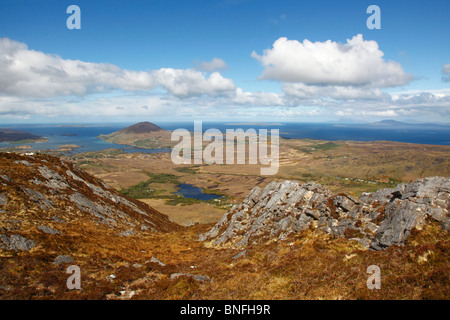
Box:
left=232, top=88, right=284, bottom=106
left=335, top=109, right=399, bottom=118
left=195, top=58, right=227, bottom=72
left=153, top=68, right=235, bottom=97
left=282, top=83, right=386, bottom=100
left=0, top=94, right=171, bottom=118
left=248, top=33, right=450, bottom=122
left=0, top=38, right=158, bottom=97
left=442, top=63, right=450, bottom=82
left=390, top=90, right=450, bottom=107
left=251, top=34, right=412, bottom=88
left=0, top=38, right=235, bottom=98
left=0, top=37, right=449, bottom=123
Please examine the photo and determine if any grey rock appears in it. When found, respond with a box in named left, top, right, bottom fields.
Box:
left=201, top=177, right=450, bottom=250
left=357, top=237, right=372, bottom=248
left=231, top=250, right=247, bottom=259
left=364, top=222, right=379, bottom=234
left=0, top=193, right=7, bottom=205
left=333, top=195, right=359, bottom=213
left=52, top=216, right=66, bottom=223
left=370, top=200, right=427, bottom=249
left=53, top=255, right=74, bottom=265
left=148, top=256, right=166, bottom=266
left=69, top=192, right=113, bottom=221
left=37, top=225, right=61, bottom=235
left=38, top=166, right=70, bottom=191
left=0, top=234, right=37, bottom=251
left=329, top=219, right=357, bottom=237
left=15, top=160, right=32, bottom=166
left=0, top=174, right=12, bottom=183
left=170, top=273, right=211, bottom=282
left=201, top=180, right=334, bottom=247
left=304, top=208, right=321, bottom=220
left=20, top=186, right=54, bottom=210
left=119, top=229, right=135, bottom=237
left=370, top=177, right=450, bottom=249
left=441, top=220, right=450, bottom=231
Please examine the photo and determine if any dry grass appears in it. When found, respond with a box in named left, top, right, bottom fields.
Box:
left=1, top=218, right=447, bottom=300
left=1, top=138, right=449, bottom=300
left=140, top=199, right=226, bottom=226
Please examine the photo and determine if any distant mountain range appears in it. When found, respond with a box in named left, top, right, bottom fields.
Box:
left=370, top=120, right=449, bottom=127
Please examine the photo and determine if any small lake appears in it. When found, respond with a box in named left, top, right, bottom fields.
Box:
left=175, top=183, right=224, bottom=201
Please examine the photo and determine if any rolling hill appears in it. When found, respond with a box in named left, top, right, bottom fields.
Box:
left=98, top=122, right=175, bottom=149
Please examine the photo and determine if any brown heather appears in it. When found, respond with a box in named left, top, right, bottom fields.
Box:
left=0, top=152, right=448, bottom=300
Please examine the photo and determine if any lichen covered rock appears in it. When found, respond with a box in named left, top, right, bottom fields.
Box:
left=200, top=177, right=450, bottom=250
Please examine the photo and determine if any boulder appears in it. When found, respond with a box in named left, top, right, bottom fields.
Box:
left=53, top=255, right=74, bottom=265
left=37, top=225, right=61, bottom=235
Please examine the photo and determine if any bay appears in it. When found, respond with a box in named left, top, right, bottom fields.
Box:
left=0, top=121, right=448, bottom=156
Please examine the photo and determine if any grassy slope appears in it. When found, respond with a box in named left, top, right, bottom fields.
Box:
left=1, top=138, right=448, bottom=299
left=1, top=220, right=448, bottom=300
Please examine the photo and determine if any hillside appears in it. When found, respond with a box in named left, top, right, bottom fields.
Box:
left=0, top=152, right=448, bottom=300
left=98, top=122, right=175, bottom=149
left=116, top=121, right=164, bottom=134
left=0, top=152, right=179, bottom=234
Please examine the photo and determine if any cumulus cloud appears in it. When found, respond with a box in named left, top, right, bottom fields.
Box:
left=231, top=88, right=284, bottom=106
left=195, top=57, right=227, bottom=72
left=251, top=34, right=412, bottom=88
left=0, top=38, right=235, bottom=98
left=1, top=37, right=449, bottom=123
left=442, top=63, right=450, bottom=82
left=153, top=68, right=235, bottom=97
left=318, top=89, right=450, bottom=122
left=0, top=38, right=157, bottom=97
left=282, top=83, right=386, bottom=100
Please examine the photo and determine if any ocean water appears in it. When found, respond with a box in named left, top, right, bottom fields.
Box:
left=162, top=122, right=450, bottom=146
left=0, top=123, right=171, bottom=154
left=0, top=121, right=449, bottom=155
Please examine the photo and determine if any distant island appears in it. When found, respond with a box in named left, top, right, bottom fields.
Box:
left=224, top=122, right=285, bottom=126
left=0, top=128, right=47, bottom=143
left=370, top=119, right=450, bottom=127
left=57, top=144, right=81, bottom=152
left=98, top=121, right=175, bottom=149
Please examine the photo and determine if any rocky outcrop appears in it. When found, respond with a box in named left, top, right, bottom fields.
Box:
left=0, top=152, right=181, bottom=251
left=200, top=177, right=449, bottom=250
left=368, top=176, right=450, bottom=249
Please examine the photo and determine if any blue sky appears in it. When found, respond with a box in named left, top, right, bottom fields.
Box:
left=0, top=0, right=449, bottom=123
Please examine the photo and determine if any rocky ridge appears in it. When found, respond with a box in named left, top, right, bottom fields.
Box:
left=200, top=177, right=450, bottom=250
left=0, top=152, right=180, bottom=250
